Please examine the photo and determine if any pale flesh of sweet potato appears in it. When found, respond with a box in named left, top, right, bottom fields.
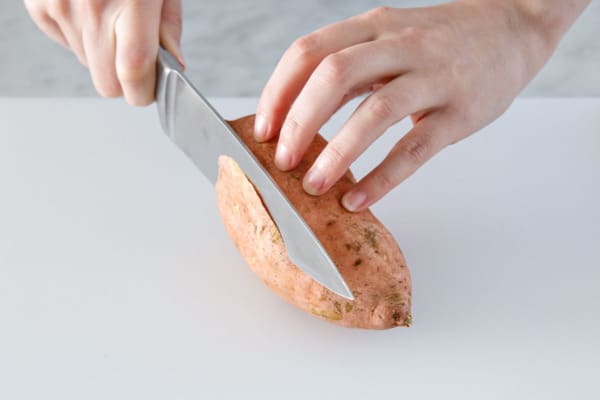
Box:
left=215, top=115, right=412, bottom=329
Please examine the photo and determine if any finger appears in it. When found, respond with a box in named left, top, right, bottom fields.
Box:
left=303, top=74, right=441, bottom=195
left=254, top=12, right=379, bottom=142
left=275, top=39, right=413, bottom=172
left=338, top=79, right=390, bottom=107
left=114, top=1, right=162, bottom=106
left=24, top=1, right=69, bottom=48
left=52, top=2, right=88, bottom=66
left=160, top=0, right=185, bottom=67
left=82, top=5, right=122, bottom=98
left=342, top=112, right=453, bottom=212
left=58, top=26, right=87, bottom=66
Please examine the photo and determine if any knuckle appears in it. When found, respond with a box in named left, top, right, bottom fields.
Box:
left=447, top=100, right=478, bottom=127
left=82, top=0, right=106, bottom=33
left=83, top=0, right=100, bottom=12
left=366, top=6, right=393, bottom=21
left=372, top=170, right=396, bottom=194
left=317, top=53, right=351, bottom=86
left=94, top=80, right=121, bottom=99
left=401, top=138, right=430, bottom=164
left=167, top=17, right=183, bottom=37
left=163, top=8, right=182, bottom=29
left=118, top=46, right=155, bottom=83
left=400, top=27, right=445, bottom=63
left=399, top=26, right=426, bottom=47
left=119, top=83, right=154, bottom=107
left=128, top=94, right=154, bottom=107
left=48, top=0, right=69, bottom=19
left=282, top=112, right=305, bottom=135
left=84, top=0, right=105, bottom=26
left=290, top=34, right=320, bottom=62
left=97, top=88, right=121, bottom=99
left=368, top=94, right=397, bottom=121
left=322, top=142, right=351, bottom=168
left=359, top=6, right=395, bottom=35
left=24, top=0, right=42, bottom=18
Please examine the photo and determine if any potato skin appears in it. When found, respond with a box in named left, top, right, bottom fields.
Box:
left=216, top=115, right=412, bottom=329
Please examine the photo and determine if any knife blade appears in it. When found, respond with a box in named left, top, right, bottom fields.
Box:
left=155, top=47, right=354, bottom=300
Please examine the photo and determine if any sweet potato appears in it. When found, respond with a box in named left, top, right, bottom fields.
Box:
left=216, top=115, right=412, bottom=329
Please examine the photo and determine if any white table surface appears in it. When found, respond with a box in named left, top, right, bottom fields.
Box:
left=1, top=97, right=599, bottom=399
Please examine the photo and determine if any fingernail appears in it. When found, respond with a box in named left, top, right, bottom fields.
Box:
left=163, top=36, right=186, bottom=69
left=275, top=143, right=293, bottom=170
left=177, top=54, right=186, bottom=70
left=342, top=191, right=367, bottom=212
left=174, top=44, right=185, bottom=68
left=254, top=113, right=269, bottom=141
left=303, top=167, right=326, bottom=195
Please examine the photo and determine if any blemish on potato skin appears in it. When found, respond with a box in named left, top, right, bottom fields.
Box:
left=364, top=227, right=379, bottom=253
left=383, top=293, right=405, bottom=307
left=392, top=312, right=412, bottom=327
left=334, top=301, right=342, bottom=313
left=353, top=258, right=362, bottom=267
left=269, top=226, right=282, bottom=243
left=345, top=241, right=362, bottom=252
left=311, top=308, right=343, bottom=321
left=254, top=223, right=266, bottom=235
left=345, top=303, right=353, bottom=312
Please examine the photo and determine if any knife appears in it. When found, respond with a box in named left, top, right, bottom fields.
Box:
left=155, top=47, right=354, bottom=300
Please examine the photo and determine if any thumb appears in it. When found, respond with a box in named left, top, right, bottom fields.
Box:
left=160, top=0, right=184, bottom=67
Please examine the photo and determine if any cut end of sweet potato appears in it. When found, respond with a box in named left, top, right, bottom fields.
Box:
left=215, top=115, right=412, bottom=329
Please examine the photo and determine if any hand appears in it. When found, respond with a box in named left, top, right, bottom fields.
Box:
left=255, top=0, right=588, bottom=211
left=25, top=0, right=184, bottom=106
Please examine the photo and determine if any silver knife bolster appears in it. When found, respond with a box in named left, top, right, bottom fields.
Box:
left=156, top=48, right=182, bottom=139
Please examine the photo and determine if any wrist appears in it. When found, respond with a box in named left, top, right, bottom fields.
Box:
left=456, top=0, right=589, bottom=82
left=506, top=0, right=590, bottom=51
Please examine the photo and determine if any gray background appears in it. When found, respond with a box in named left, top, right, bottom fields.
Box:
left=1, top=0, right=599, bottom=97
